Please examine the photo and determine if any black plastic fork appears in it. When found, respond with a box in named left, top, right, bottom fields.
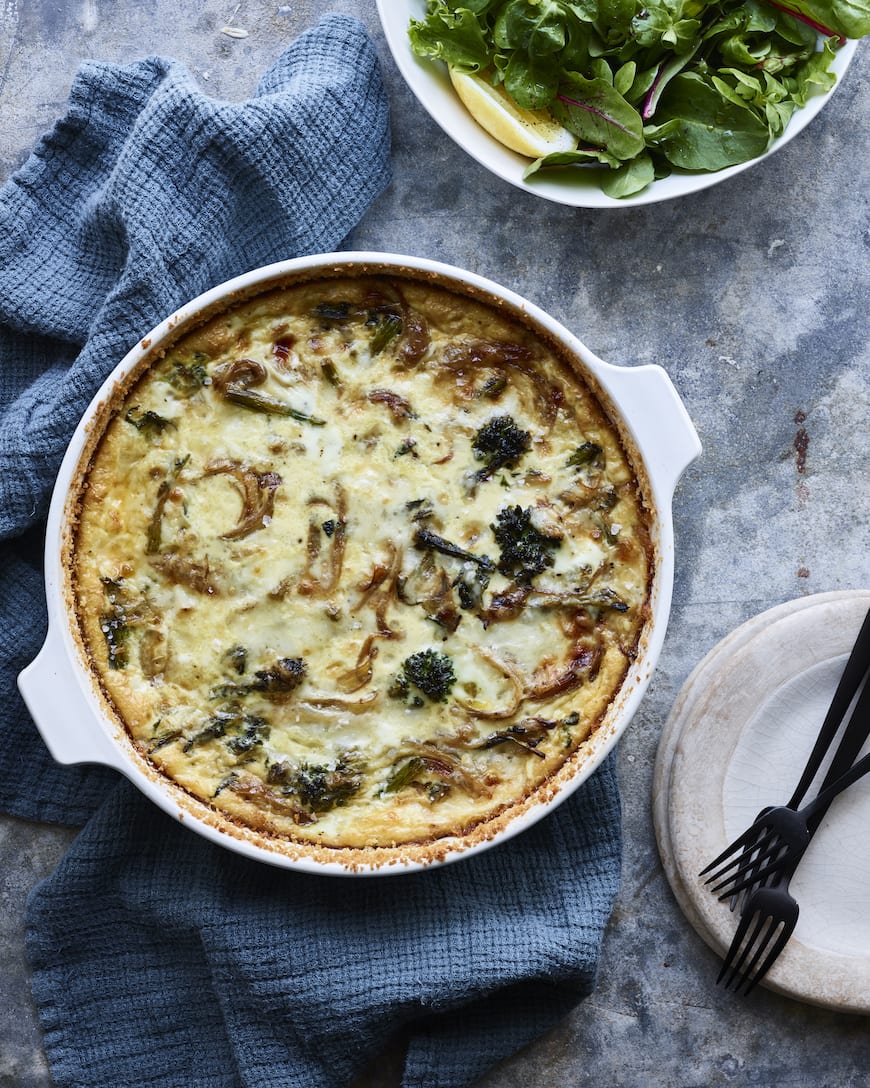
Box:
left=700, top=605, right=870, bottom=899
left=716, top=746, right=870, bottom=993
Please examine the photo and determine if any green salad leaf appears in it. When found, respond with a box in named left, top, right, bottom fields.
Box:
left=408, top=0, right=863, bottom=197
left=774, top=0, right=870, bottom=39
left=551, top=73, right=646, bottom=157
left=408, top=5, right=491, bottom=69
left=648, top=71, right=772, bottom=168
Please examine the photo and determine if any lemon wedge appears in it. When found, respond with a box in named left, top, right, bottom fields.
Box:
left=448, top=67, right=578, bottom=159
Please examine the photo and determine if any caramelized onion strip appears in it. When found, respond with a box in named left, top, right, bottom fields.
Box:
left=297, top=483, right=347, bottom=597
left=353, top=541, right=403, bottom=637
left=204, top=458, right=281, bottom=541
left=524, top=642, right=603, bottom=701
left=437, top=339, right=563, bottom=427
left=299, top=690, right=380, bottom=714
left=454, top=647, right=524, bottom=721
left=226, top=773, right=313, bottom=825
left=335, top=633, right=385, bottom=694
left=392, top=742, right=490, bottom=798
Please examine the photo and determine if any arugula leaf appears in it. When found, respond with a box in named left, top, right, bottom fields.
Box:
left=409, top=4, right=492, bottom=70
left=790, top=36, right=839, bottom=101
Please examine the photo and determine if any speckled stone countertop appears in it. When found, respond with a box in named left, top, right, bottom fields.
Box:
left=1, top=4, right=868, bottom=1086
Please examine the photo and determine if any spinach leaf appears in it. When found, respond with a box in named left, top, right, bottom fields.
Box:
left=613, top=60, right=637, bottom=95
left=494, top=0, right=571, bottom=59
left=647, top=72, right=771, bottom=170
left=632, top=1, right=703, bottom=50
left=595, top=0, right=640, bottom=40
left=524, top=147, right=622, bottom=178
left=502, top=48, right=562, bottom=106
left=602, top=152, right=656, bottom=196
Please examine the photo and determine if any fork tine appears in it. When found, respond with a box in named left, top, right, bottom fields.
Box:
left=741, top=921, right=796, bottom=995
left=731, top=914, right=784, bottom=994
left=717, top=905, right=764, bottom=989
left=699, top=822, right=768, bottom=877
left=700, top=827, right=777, bottom=884
left=715, top=850, right=793, bottom=901
left=707, top=835, right=782, bottom=895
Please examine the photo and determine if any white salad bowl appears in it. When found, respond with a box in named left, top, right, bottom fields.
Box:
left=377, top=0, right=858, bottom=208
left=18, top=252, right=700, bottom=875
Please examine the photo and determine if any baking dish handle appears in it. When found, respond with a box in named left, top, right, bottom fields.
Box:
left=596, top=361, right=701, bottom=500
left=18, top=626, right=126, bottom=769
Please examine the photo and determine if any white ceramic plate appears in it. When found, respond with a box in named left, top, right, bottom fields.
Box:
left=377, top=0, right=859, bottom=208
left=654, top=591, right=870, bottom=1010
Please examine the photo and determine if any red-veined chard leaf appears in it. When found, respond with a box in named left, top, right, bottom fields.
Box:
left=625, top=62, right=661, bottom=105
left=551, top=74, right=645, bottom=158
left=642, top=42, right=700, bottom=119
left=770, top=0, right=869, bottom=38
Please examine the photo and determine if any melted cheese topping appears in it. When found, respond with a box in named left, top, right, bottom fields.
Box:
left=72, top=275, right=651, bottom=849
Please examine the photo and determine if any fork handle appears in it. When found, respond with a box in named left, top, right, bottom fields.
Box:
left=819, top=680, right=870, bottom=792
left=787, top=605, right=870, bottom=808
left=803, top=742, right=870, bottom=825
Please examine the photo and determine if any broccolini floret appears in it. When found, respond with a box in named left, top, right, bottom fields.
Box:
left=267, top=755, right=364, bottom=814
left=492, top=505, right=561, bottom=584
left=471, top=415, right=530, bottom=482
left=389, top=649, right=457, bottom=705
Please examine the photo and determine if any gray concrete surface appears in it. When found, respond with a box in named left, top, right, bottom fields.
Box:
left=1, top=3, right=868, bottom=1086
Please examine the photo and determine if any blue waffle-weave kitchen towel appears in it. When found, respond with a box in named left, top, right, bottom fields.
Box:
left=0, top=16, right=622, bottom=1088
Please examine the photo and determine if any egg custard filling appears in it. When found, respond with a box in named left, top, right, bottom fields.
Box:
left=70, top=273, right=652, bottom=850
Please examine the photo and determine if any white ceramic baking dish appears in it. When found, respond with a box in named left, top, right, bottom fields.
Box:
left=18, top=252, right=700, bottom=875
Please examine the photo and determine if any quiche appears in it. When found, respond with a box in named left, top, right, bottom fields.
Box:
left=70, top=271, right=652, bottom=855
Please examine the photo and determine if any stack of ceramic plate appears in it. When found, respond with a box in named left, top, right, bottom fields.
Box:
left=654, top=590, right=870, bottom=1010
